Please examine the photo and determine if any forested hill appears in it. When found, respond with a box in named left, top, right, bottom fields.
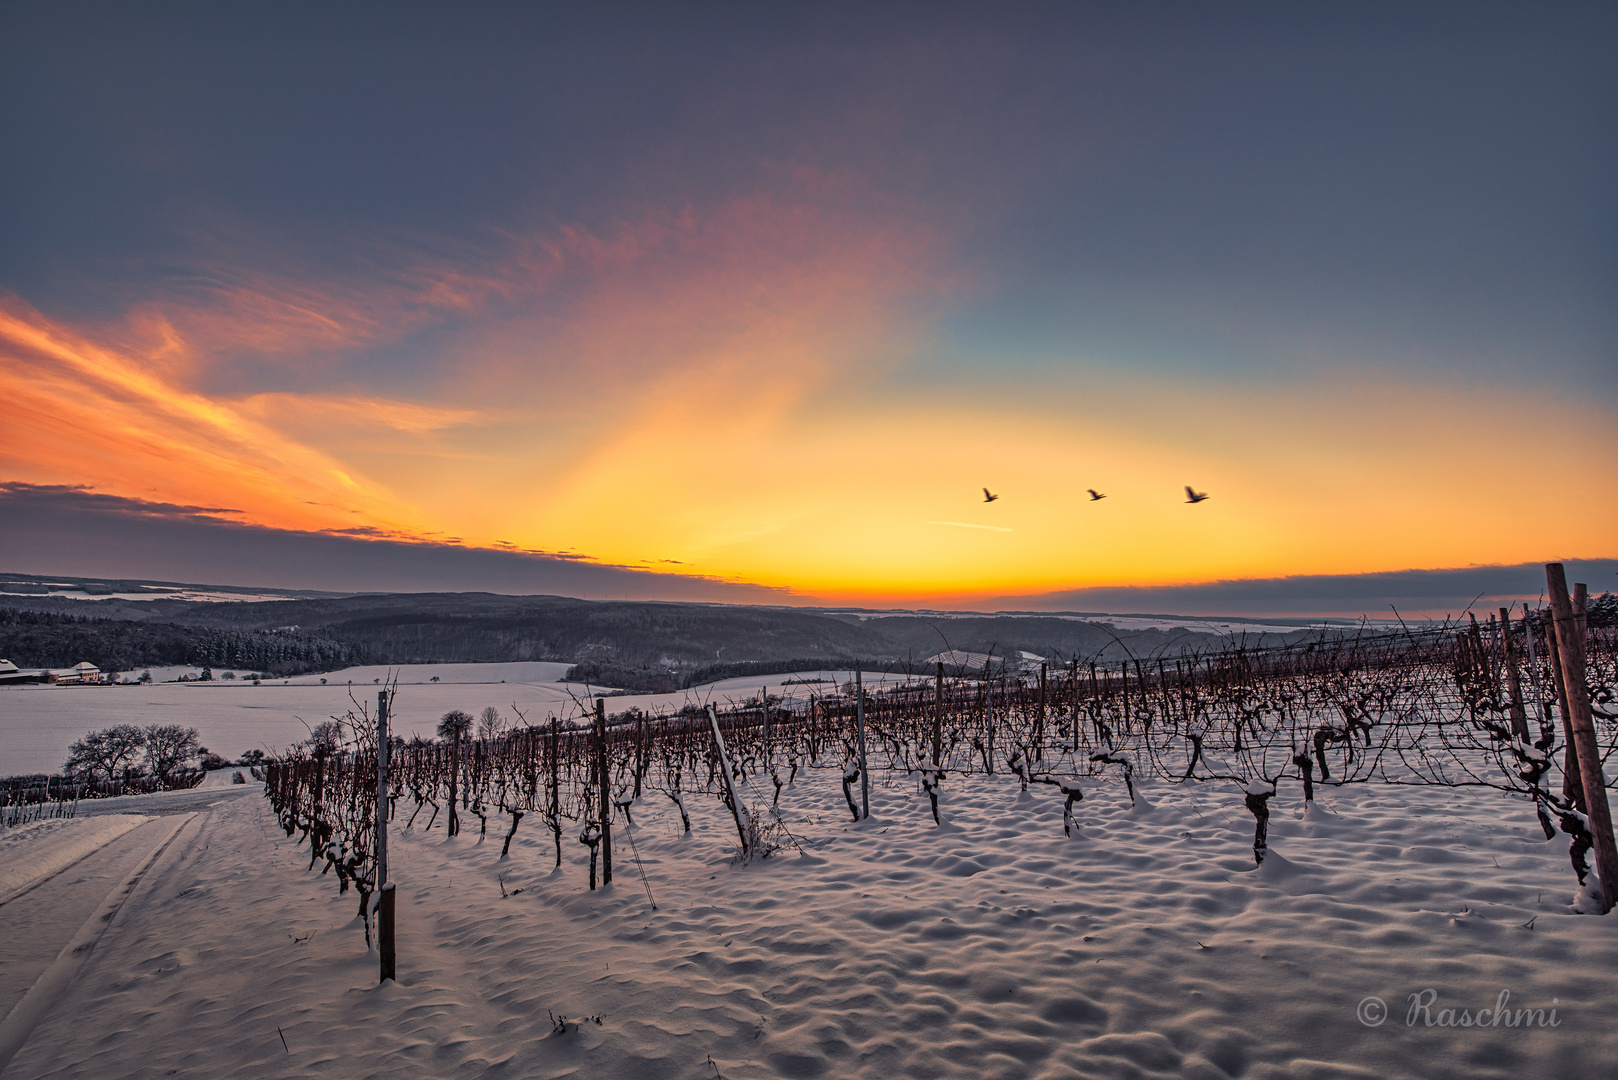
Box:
left=0, top=583, right=1337, bottom=689
left=0, top=607, right=365, bottom=674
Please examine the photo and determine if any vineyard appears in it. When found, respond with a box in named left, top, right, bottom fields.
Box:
left=268, top=585, right=1618, bottom=943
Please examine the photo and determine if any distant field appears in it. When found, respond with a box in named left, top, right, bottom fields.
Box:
left=0, top=662, right=921, bottom=775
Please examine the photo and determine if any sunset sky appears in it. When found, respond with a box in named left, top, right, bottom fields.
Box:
left=3, top=4, right=1614, bottom=611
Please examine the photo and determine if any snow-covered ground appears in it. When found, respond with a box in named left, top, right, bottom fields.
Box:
left=1, top=764, right=1613, bottom=1079
left=0, top=815, right=147, bottom=902
left=0, top=665, right=924, bottom=775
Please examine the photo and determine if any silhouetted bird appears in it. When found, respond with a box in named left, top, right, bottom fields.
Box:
left=1087, top=489, right=1106, bottom=501
left=1184, top=486, right=1210, bottom=504
left=982, top=488, right=999, bottom=503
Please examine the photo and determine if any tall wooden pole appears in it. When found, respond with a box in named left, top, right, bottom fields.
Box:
left=984, top=656, right=996, bottom=775
left=377, top=690, right=394, bottom=982
left=376, top=691, right=389, bottom=887
left=1120, top=664, right=1130, bottom=731
left=1036, top=662, right=1047, bottom=761
left=1544, top=605, right=1583, bottom=810
left=1499, top=607, right=1529, bottom=741
left=1522, top=602, right=1547, bottom=735
left=856, top=670, right=870, bottom=818
left=933, top=662, right=944, bottom=766
left=548, top=717, right=561, bottom=867
left=446, top=728, right=460, bottom=837
left=1070, top=658, right=1080, bottom=752
left=1547, top=564, right=1617, bottom=913
left=707, top=705, right=752, bottom=850
left=595, top=698, right=612, bottom=885
left=378, top=883, right=396, bottom=982
left=1088, top=661, right=1099, bottom=746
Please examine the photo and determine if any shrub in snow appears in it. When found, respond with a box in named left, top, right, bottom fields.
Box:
left=499, top=806, right=523, bottom=858
left=1059, top=779, right=1084, bottom=837
left=917, top=765, right=944, bottom=826
left=579, top=820, right=603, bottom=890
left=1089, top=752, right=1135, bottom=806
left=614, top=788, right=636, bottom=826
left=1243, top=779, right=1276, bottom=865
left=841, top=762, right=861, bottom=821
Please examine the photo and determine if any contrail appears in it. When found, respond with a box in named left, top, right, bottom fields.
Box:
left=927, top=521, right=1013, bottom=533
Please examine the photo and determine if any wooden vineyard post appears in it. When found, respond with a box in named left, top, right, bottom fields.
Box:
left=1499, top=607, right=1529, bottom=741
left=1544, top=608, right=1583, bottom=810
left=1036, top=661, right=1047, bottom=761
left=807, top=696, right=817, bottom=762
left=1070, top=658, right=1080, bottom=752
left=1546, top=563, right=1617, bottom=913
left=1522, top=602, right=1547, bottom=732
left=708, top=705, right=753, bottom=852
left=379, top=883, right=396, bottom=982
left=1088, top=662, right=1099, bottom=746
left=376, top=691, right=389, bottom=887
left=984, top=660, right=995, bottom=775
left=548, top=717, right=561, bottom=867
left=933, top=662, right=945, bottom=766
left=856, top=670, right=870, bottom=819
left=634, top=714, right=645, bottom=798
left=595, top=698, right=612, bottom=886
left=1120, top=664, right=1130, bottom=733
left=761, top=684, right=771, bottom=764
left=446, top=728, right=460, bottom=837
left=376, top=690, right=394, bottom=983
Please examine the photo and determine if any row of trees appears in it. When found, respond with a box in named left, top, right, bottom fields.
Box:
left=63, top=723, right=207, bottom=785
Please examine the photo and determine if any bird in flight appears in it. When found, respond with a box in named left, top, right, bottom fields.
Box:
left=982, top=488, right=999, bottom=503
left=1087, top=489, right=1106, bottom=501
left=1184, top=486, right=1210, bottom=504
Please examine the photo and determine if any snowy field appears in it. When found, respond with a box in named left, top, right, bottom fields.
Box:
left=1, top=764, right=1614, bottom=1079
left=0, top=664, right=921, bottom=776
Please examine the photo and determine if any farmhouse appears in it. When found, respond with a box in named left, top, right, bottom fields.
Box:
left=49, top=661, right=102, bottom=685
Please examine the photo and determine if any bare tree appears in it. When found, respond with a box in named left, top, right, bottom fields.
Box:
left=477, top=706, right=507, bottom=741
left=144, top=724, right=201, bottom=780
left=64, top=724, right=147, bottom=784
left=306, top=721, right=344, bottom=759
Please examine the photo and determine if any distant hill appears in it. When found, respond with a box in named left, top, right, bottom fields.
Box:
left=0, top=576, right=1342, bottom=690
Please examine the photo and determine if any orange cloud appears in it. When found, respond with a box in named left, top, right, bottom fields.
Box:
left=0, top=299, right=435, bottom=537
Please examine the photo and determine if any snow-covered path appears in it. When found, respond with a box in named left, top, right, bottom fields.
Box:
left=1, top=770, right=1615, bottom=1079
left=0, top=818, right=167, bottom=1021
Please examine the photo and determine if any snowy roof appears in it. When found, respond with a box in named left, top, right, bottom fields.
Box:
left=924, top=649, right=994, bottom=669
left=923, top=649, right=1044, bottom=671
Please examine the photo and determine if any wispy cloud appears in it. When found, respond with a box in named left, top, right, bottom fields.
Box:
left=928, top=521, right=1013, bottom=533
left=0, top=300, right=433, bottom=537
